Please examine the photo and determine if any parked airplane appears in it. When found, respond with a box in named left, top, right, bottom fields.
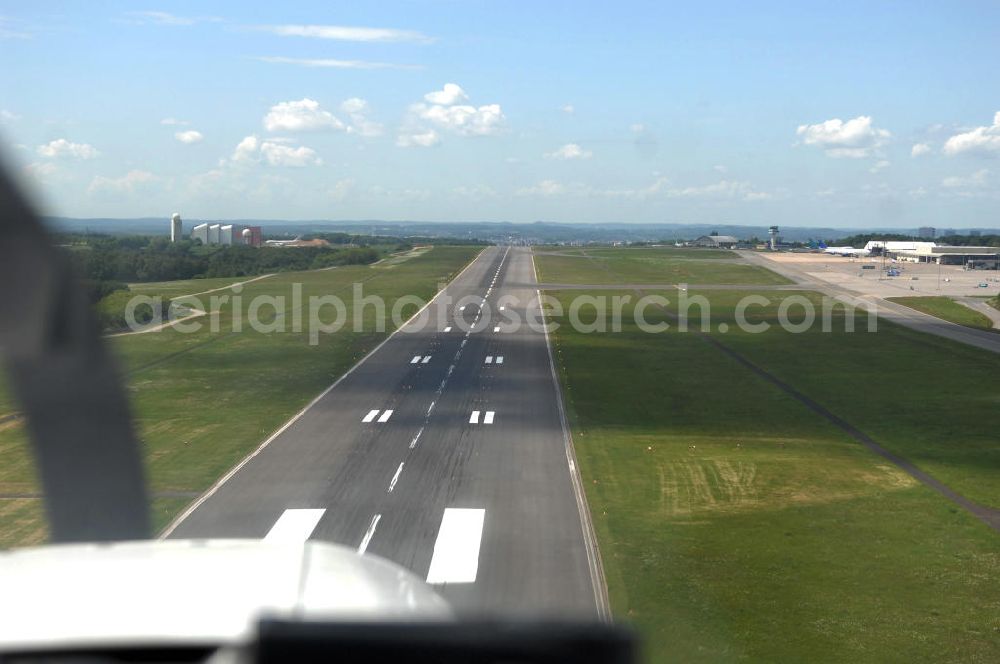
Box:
left=818, top=242, right=871, bottom=257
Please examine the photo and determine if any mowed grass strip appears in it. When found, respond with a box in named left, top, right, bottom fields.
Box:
left=0, top=246, right=480, bottom=548
left=889, top=295, right=996, bottom=331
left=546, top=289, right=1000, bottom=662
left=535, top=246, right=791, bottom=286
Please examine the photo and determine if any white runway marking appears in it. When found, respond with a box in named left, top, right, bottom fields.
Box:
left=264, top=508, right=326, bottom=543
left=485, top=356, right=493, bottom=364
left=484, top=411, right=495, bottom=424
left=444, top=326, right=452, bottom=333
left=357, top=514, right=382, bottom=554
left=493, top=326, right=501, bottom=332
left=362, top=409, right=379, bottom=423
left=499, top=305, right=505, bottom=311
left=422, top=355, right=431, bottom=364
left=426, top=508, right=486, bottom=584
left=377, top=409, right=394, bottom=423
left=409, top=427, right=424, bottom=449
left=460, top=306, right=466, bottom=311
left=427, top=400, right=436, bottom=416
left=410, top=356, right=421, bottom=364
left=469, top=410, right=480, bottom=424
left=496, top=356, right=504, bottom=364
left=387, top=463, right=404, bottom=493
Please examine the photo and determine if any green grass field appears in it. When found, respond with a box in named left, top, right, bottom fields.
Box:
left=0, top=245, right=480, bottom=548
left=536, top=249, right=1000, bottom=661
left=535, top=246, right=791, bottom=286
left=889, top=296, right=996, bottom=331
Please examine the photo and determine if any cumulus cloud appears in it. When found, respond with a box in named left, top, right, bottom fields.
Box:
left=88, top=170, right=156, bottom=194
left=264, top=98, right=344, bottom=132
left=398, top=84, right=504, bottom=147
left=545, top=143, right=592, bottom=160
left=911, top=143, right=932, bottom=157
left=258, top=24, right=432, bottom=43
left=869, top=160, right=890, bottom=173
left=796, top=116, right=890, bottom=158
left=562, top=104, right=575, bottom=114
left=424, top=83, right=468, bottom=105
left=329, top=178, right=356, bottom=201
left=175, top=130, right=204, bottom=144
left=943, top=112, right=1000, bottom=156
left=1, top=109, right=19, bottom=123
left=341, top=98, right=383, bottom=137
left=230, top=135, right=321, bottom=167
left=37, top=138, right=99, bottom=159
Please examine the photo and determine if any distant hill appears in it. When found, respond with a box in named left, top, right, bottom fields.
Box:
left=41, top=216, right=1000, bottom=244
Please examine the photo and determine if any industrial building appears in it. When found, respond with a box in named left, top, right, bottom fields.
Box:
left=190, top=222, right=263, bottom=248
left=169, top=213, right=182, bottom=242
left=693, top=234, right=739, bottom=248
left=866, top=240, right=999, bottom=268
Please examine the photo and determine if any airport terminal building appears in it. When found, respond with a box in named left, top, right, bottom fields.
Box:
left=865, top=241, right=999, bottom=268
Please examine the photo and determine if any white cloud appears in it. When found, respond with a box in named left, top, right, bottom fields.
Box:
left=88, top=170, right=156, bottom=194
left=869, top=160, right=890, bottom=173
left=796, top=115, right=890, bottom=158
left=516, top=180, right=567, bottom=196
left=230, top=135, right=321, bottom=167
left=329, top=178, right=356, bottom=201
left=341, top=98, right=383, bottom=137
left=264, top=98, right=344, bottom=132
left=714, top=165, right=728, bottom=174
left=630, top=123, right=645, bottom=133
left=0, top=109, right=19, bottom=123
left=396, top=129, right=440, bottom=148
left=37, top=138, right=99, bottom=160
left=664, top=180, right=771, bottom=201
left=943, top=112, right=1000, bottom=156
left=0, top=16, right=31, bottom=39
left=398, top=85, right=504, bottom=146
left=424, top=84, right=468, bottom=106
left=911, top=143, right=932, bottom=157
left=562, top=104, right=575, bottom=114
left=22, top=162, right=57, bottom=179
left=254, top=56, right=419, bottom=70
left=126, top=11, right=197, bottom=26
left=415, top=102, right=504, bottom=136
left=942, top=169, right=990, bottom=189
left=545, top=143, right=593, bottom=160
left=161, top=117, right=188, bottom=126
left=174, top=130, right=204, bottom=144
left=258, top=24, right=433, bottom=43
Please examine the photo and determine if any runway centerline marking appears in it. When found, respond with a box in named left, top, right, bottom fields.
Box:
left=362, top=409, right=379, bottom=423
left=377, top=409, right=394, bottom=423
left=264, top=508, right=326, bottom=543
left=484, top=411, right=495, bottom=424
left=409, top=427, right=424, bottom=449
left=493, top=326, right=501, bottom=333
left=387, top=463, right=404, bottom=493
left=357, top=514, right=382, bottom=554
left=469, top=410, right=480, bottom=424
left=426, top=508, right=486, bottom=584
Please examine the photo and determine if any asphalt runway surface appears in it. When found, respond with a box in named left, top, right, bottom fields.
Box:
left=165, top=246, right=605, bottom=619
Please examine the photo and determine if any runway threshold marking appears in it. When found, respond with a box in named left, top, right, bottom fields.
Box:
left=426, top=508, right=486, bottom=584
left=362, top=409, right=380, bottom=423
left=469, top=410, right=480, bottom=424
left=485, top=356, right=493, bottom=364
left=484, top=411, right=495, bottom=424
left=263, top=508, right=325, bottom=543
left=444, top=326, right=452, bottom=333
left=496, top=356, right=504, bottom=364
left=357, top=513, right=382, bottom=554
left=493, top=326, right=501, bottom=333
left=421, top=355, right=431, bottom=364
left=377, top=409, right=394, bottom=423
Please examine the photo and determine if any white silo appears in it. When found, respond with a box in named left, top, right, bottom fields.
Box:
left=170, top=213, right=182, bottom=243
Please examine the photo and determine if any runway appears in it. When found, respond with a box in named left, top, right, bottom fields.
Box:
left=164, top=246, right=606, bottom=619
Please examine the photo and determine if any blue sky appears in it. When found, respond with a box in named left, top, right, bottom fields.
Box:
left=2, top=1, right=999, bottom=227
